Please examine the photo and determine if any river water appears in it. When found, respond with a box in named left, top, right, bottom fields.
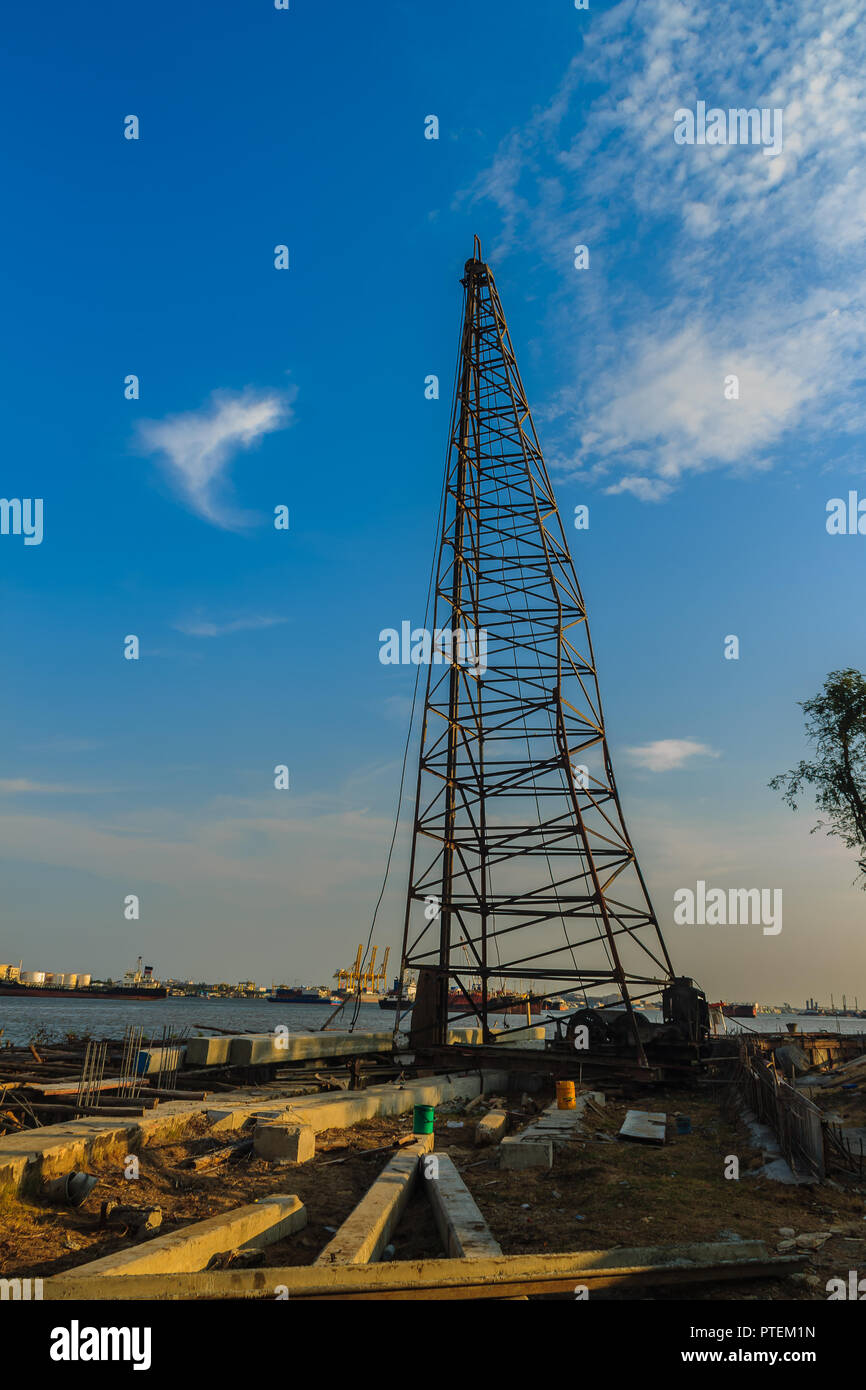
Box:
left=1, top=995, right=865, bottom=1048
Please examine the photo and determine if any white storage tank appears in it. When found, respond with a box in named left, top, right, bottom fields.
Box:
left=77, top=974, right=91, bottom=988
left=43, top=973, right=55, bottom=984
left=59, top=973, right=78, bottom=988
left=21, top=971, right=46, bottom=985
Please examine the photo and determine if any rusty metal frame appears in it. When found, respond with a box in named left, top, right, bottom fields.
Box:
left=398, top=241, right=675, bottom=1058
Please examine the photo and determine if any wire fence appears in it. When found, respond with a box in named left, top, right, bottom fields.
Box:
left=739, top=1051, right=826, bottom=1180
left=824, top=1119, right=866, bottom=1179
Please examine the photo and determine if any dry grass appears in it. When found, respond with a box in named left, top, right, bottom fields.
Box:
left=0, top=1082, right=863, bottom=1300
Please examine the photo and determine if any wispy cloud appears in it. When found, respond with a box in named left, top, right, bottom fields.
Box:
left=138, top=386, right=295, bottom=529
left=0, top=778, right=88, bottom=794
left=383, top=695, right=414, bottom=723
left=626, top=739, right=720, bottom=772
left=173, top=615, right=289, bottom=638
left=462, top=0, right=866, bottom=496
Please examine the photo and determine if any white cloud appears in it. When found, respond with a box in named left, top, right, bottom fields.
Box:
left=626, top=739, right=720, bottom=772
left=138, top=386, right=295, bottom=529
left=605, top=476, right=673, bottom=503
left=577, top=319, right=818, bottom=481
left=682, top=202, right=719, bottom=238
left=173, top=615, right=288, bottom=638
left=383, top=695, right=414, bottom=723
left=462, top=0, right=866, bottom=495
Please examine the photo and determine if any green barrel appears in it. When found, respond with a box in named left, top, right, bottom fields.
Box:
left=413, top=1104, right=435, bottom=1135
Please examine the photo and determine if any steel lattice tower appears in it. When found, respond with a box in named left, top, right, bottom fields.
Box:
left=399, top=239, right=675, bottom=1050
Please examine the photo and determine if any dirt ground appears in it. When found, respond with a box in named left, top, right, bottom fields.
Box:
left=814, top=1076, right=866, bottom=1130
left=451, top=1085, right=866, bottom=1300
left=1, top=1082, right=863, bottom=1299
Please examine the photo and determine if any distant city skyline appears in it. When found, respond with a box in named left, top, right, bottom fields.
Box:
left=1, top=0, right=864, bottom=1004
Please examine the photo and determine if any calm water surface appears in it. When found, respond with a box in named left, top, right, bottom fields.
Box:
left=1, top=995, right=864, bottom=1048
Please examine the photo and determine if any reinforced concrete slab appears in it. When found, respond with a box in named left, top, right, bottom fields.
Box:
left=0, top=1070, right=510, bottom=1196
left=497, top=1090, right=604, bottom=1168
left=619, top=1111, right=667, bottom=1145
left=315, top=1136, right=434, bottom=1265
left=208, top=1070, right=511, bottom=1136
left=0, top=1091, right=287, bottom=1197
left=423, top=1154, right=503, bottom=1259
left=228, top=1031, right=395, bottom=1066
left=46, top=1241, right=803, bottom=1301
left=517, top=1092, right=605, bottom=1150
left=135, top=1045, right=185, bottom=1077
left=185, top=1036, right=233, bottom=1067
left=53, top=1195, right=306, bottom=1277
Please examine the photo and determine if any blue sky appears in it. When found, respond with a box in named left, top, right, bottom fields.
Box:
left=1, top=0, right=864, bottom=1002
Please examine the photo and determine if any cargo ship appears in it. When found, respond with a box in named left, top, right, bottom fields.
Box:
left=0, top=957, right=166, bottom=1001
left=712, top=1001, right=757, bottom=1019
left=447, top=988, right=534, bottom=1013
left=268, top=985, right=342, bottom=1004
left=0, top=979, right=167, bottom=1001
left=446, top=986, right=573, bottom=1015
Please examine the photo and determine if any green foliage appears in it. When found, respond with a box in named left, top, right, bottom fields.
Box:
left=770, top=668, right=866, bottom=885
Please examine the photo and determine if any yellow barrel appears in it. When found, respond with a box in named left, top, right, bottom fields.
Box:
left=556, top=1080, right=576, bottom=1110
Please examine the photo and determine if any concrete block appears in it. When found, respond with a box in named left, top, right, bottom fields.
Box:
left=229, top=1030, right=395, bottom=1066
left=135, top=1045, right=185, bottom=1077
left=499, top=1136, right=553, bottom=1170
left=186, top=1036, right=233, bottom=1067
left=254, top=1119, right=316, bottom=1165
left=492, top=1026, right=546, bottom=1050
left=228, top=1034, right=286, bottom=1066
left=577, top=1090, right=605, bottom=1111
left=0, top=1119, right=138, bottom=1196
left=475, top=1111, right=508, bottom=1146
left=53, top=1195, right=306, bottom=1277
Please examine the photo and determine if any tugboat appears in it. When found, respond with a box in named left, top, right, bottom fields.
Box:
left=378, top=976, right=417, bottom=1010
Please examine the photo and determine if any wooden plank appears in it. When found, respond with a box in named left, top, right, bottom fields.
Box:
left=619, top=1110, right=666, bottom=1145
